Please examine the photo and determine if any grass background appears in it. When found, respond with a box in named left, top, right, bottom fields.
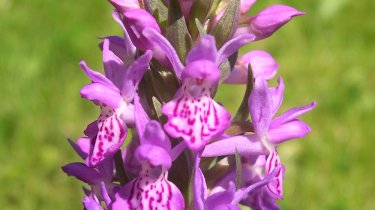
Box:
left=0, top=0, right=374, bottom=209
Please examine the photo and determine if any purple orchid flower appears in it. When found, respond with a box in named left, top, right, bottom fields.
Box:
left=235, top=5, right=304, bottom=41
left=110, top=120, right=185, bottom=210
left=202, top=77, right=316, bottom=198
left=141, top=28, right=256, bottom=151
left=80, top=36, right=153, bottom=166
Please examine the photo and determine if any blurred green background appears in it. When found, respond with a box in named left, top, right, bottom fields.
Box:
left=0, top=0, right=374, bottom=209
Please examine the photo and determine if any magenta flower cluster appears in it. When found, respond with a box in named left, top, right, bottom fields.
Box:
left=62, top=0, right=316, bottom=209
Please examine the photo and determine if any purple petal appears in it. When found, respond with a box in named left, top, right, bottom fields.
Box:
left=202, top=135, right=265, bottom=157
left=112, top=10, right=136, bottom=61
left=240, top=0, right=256, bottom=14
left=268, top=120, right=311, bottom=144
left=269, top=77, right=284, bottom=116
left=265, top=151, right=284, bottom=200
left=271, top=101, right=317, bottom=127
left=100, top=181, right=112, bottom=207
left=121, top=50, right=152, bottom=102
left=84, top=121, right=99, bottom=138
left=232, top=166, right=279, bottom=204
left=193, top=154, right=205, bottom=210
left=163, top=85, right=231, bottom=151
left=90, top=106, right=127, bottom=167
left=83, top=195, right=104, bottom=210
left=186, top=35, right=217, bottom=64
left=205, top=182, right=236, bottom=209
left=108, top=0, right=140, bottom=13
left=250, top=5, right=305, bottom=40
left=111, top=171, right=185, bottom=209
left=142, top=120, right=171, bottom=150
left=67, top=138, right=88, bottom=160
left=216, top=34, right=256, bottom=66
left=79, top=61, right=117, bottom=90
left=80, top=83, right=122, bottom=109
left=142, top=28, right=184, bottom=77
left=224, top=50, right=279, bottom=84
left=62, top=162, right=101, bottom=185
left=170, top=141, right=187, bottom=161
left=135, top=144, right=172, bottom=169
left=249, top=79, right=273, bottom=134
left=122, top=9, right=161, bottom=51
left=178, top=0, right=194, bottom=18
left=102, top=38, right=125, bottom=90
left=181, top=60, right=220, bottom=83
left=134, top=93, right=150, bottom=139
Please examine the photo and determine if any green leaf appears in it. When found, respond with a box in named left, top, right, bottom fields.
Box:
left=166, top=0, right=192, bottom=62
left=188, top=0, right=213, bottom=38
left=235, top=148, right=243, bottom=189
left=195, top=18, right=207, bottom=36
left=143, top=0, right=168, bottom=29
left=210, top=0, right=240, bottom=47
left=233, top=64, right=254, bottom=122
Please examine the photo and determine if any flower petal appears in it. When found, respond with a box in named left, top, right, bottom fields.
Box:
left=135, top=144, right=172, bottom=169
left=79, top=61, right=117, bottom=90
left=268, top=119, right=311, bottom=144
left=108, top=0, right=140, bottom=13
left=240, top=0, right=256, bottom=14
left=205, top=182, right=236, bottom=209
left=80, top=83, right=122, bottom=109
left=250, top=5, right=305, bottom=40
left=142, top=120, right=171, bottom=150
left=134, top=93, right=150, bottom=139
left=83, top=195, right=104, bottom=210
left=202, top=135, right=264, bottom=157
left=62, top=162, right=101, bottom=185
left=84, top=121, right=99, bottom=138
left=163, top=87, right=231, bottom=151
left=181, top=60, right=220, bottom=83
left=269, top=77, right=285, bottom=116
left=186, top=35, right=217, bottom=64
left=265, top=151, right=284, bottom=199
left=224, top=50, right=278, bottom=84
left=102, top=38, right=125, bottom=90
left=67, top=138, right=88, bottom=160
left=142, top=28, right=184, bottom=77
left=111, top=171, right=185, bottom=210
left=216, top=34, right=256, bottom=66
left=121, top=50, right=152, bottom=102
left=90, top=106, right=127, bottom=167
left=249, top=79, right=273, bottom=134
left=123, top=9, right=161, bottom=51
left=271, top=101, right=317, bottom=127
left=112, top=10, right=136, bottom=61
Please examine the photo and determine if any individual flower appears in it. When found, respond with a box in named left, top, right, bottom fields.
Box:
left=80, top=37, right=152, bottom=166
left=202, top=77, right=316, bottom=198
left=110, top=121, right=185, bottom=210
left=142, top=28, right=256, bottom=150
